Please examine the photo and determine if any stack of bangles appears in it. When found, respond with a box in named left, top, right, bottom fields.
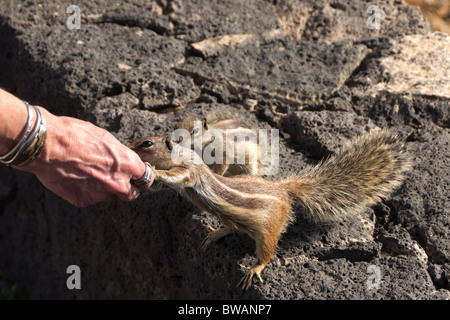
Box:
left=0, top=101, right=47, bottom=166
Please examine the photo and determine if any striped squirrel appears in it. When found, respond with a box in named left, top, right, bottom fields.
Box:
left=129, top=129, right=411, bottom=289
left=174, top=116, right=261, bottom=176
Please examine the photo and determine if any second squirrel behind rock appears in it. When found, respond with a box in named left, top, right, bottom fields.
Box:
left=129, top=129, right=412, bottom=289
left=174, top=115, right=261, bottom=176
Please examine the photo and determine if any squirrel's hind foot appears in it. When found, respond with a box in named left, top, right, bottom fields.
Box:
left=238, top=264, right=266, bottom=290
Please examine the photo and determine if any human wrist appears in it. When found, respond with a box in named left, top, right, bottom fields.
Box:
left=15, top=106, right=58, bottom=171
left=0, top=93, right=36, bottom=156
left=0, top=102, right=47, bottom=167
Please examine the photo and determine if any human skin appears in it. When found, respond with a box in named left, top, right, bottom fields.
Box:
left=0, top=88, right=153, bottom=208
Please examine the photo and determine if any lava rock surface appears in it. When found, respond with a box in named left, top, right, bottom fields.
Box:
left=0, top=0, right=448, bottom=299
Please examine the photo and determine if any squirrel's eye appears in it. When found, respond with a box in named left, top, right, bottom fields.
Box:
left=193, top=128, right=200, bottom=135
left=140, top=140, right=153, bottom=148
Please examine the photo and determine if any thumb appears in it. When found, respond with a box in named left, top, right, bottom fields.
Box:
left=130, top=157, right=154, bottom=189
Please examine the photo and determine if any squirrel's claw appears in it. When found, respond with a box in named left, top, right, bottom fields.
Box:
left=238, top=264, right=265, bottom=290
left=202, top=227, right=217, bottom=251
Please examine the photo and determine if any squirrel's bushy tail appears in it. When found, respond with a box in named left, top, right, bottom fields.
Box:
left=281, top=129, right=412, bottom=222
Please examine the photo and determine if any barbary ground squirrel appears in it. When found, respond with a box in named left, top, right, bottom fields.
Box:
left=129, top=129, right=411, bottom=289
left=174, top=116, right=262, bottom=176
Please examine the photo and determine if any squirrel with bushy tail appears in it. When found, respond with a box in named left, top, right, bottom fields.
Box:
left=130, top=120, right=412, bottom=289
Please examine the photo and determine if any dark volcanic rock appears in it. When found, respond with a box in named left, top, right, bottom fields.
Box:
left=7, top=22, right=187, bottom=117
left=391, top=130, right=450, bottom=265
left=282, top=110, right=377, bottom=158
left=352, top=92, right=450, bottom=130
left=0, top=0, right=448, bottom=300
left=138, top=70, right=201, bottom=111
left=96, top=4, right=173, bottom=35
left=317, top=241, right=382, bottom=262
left=428, top=263, right=450, bottom=290
left=167, top=0, right=283, bottom=43
left=180, top=40, right=368, bottom=102
left=379, top=225, right=428, bottom=263
left=257, top=255, right=448, bottom=299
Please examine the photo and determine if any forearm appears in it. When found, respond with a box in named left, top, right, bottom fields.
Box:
left=0, top=88, right=37, bottom=156
left=0, top=88, right=151, bottom=207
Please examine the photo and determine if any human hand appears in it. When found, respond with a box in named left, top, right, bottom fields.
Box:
left=17, top=107, right=153, bottom=208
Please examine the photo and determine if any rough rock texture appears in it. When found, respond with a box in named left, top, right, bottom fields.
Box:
left=271, top=0, right=429, bottom=43
left=357, top=33, right=450, bottom=98
left=0, top=0, right=448, bottom=299
left=179, top=40, right=369, bottom=101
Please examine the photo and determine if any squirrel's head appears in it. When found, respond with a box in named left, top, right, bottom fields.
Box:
left=129, top=135, right=202, bottom=170
left=129, top=136, right=177, bottom=170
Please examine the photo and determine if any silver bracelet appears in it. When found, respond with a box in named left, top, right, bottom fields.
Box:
left=0, top=102, right=47, bottom=166
left=9, top=106, right=47, bottom=166
left=0, top=101, right=34, bottom=162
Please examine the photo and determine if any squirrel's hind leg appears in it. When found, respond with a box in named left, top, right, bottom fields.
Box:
left=238, top=236, right=275, bottom=290
left=202, top=226, right=233, bottom=251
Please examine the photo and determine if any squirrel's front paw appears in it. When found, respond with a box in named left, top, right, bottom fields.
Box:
left=147, top=164, right=158, bottom=179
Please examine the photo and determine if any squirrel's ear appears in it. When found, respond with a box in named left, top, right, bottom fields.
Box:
left=202, top=117, right=208, bottom=130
